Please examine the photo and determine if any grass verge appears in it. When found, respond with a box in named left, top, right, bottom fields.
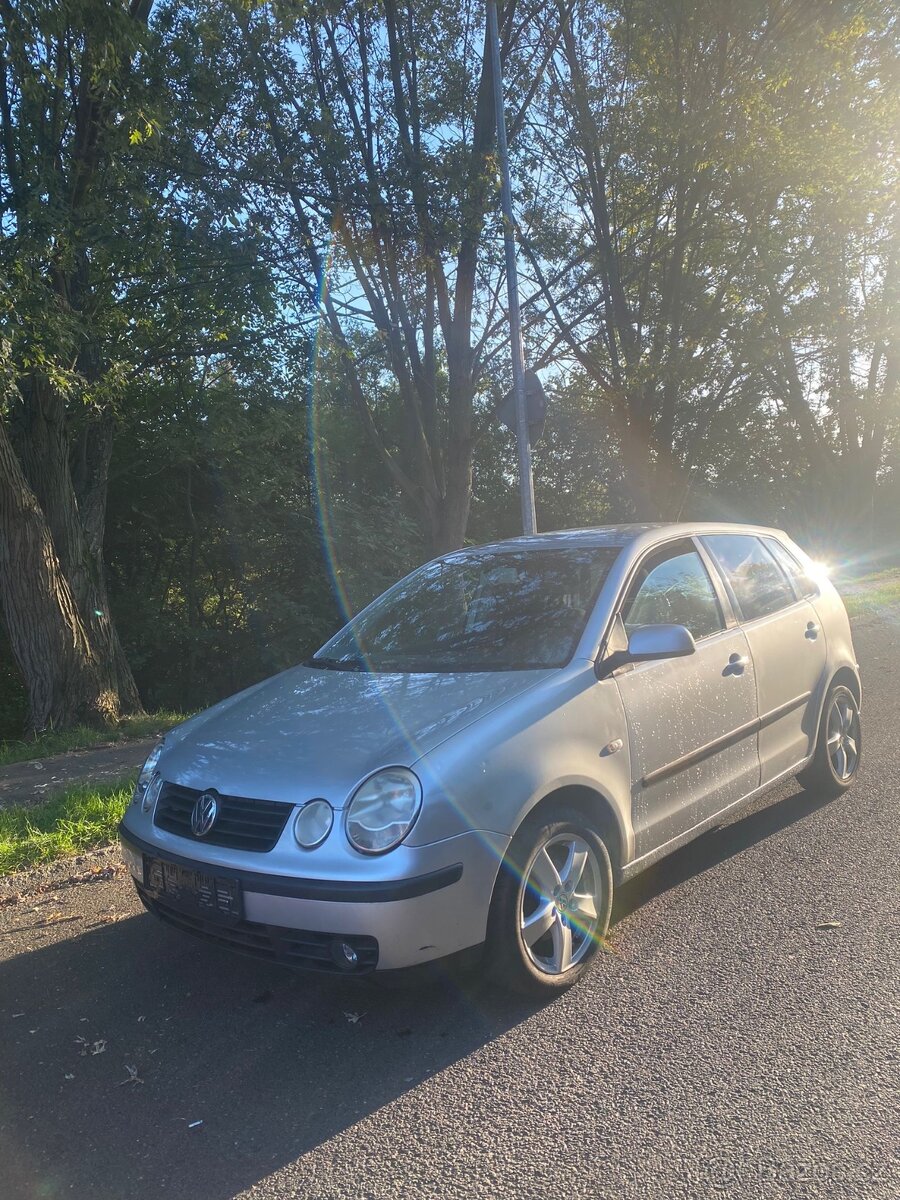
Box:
left=0, top=780, right=134, bottom=875
left=0, top=711, right=186, bottom=768
left=842, top=567, right=900, bottom=618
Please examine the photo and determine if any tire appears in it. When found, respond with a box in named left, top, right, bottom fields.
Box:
left=486, top=807, right=613, bottom=996
left=797, top=683, right=861, bottom=796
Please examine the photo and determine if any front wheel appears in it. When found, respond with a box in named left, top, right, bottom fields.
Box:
left=797, top=683, right=861, bottom=796
left=486, top=808, right=613, bottom=996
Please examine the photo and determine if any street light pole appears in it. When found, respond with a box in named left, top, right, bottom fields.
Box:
left=486, top=0, right=537, bottom=536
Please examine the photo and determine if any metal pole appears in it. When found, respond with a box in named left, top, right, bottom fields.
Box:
left=486, top=0, right=537, bottom=535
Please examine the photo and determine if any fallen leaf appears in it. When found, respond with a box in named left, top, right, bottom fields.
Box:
left=91, top=1039, right=107, bottom=1055
left=343, top=1011, right=365, bottom=1024
left=816, top=920, right=842, bottom=930
left=117, top=1064, right=142, bottom=1086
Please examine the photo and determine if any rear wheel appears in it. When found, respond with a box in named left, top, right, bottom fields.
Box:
left=487, top=807, right=612, bottom=996
left=797, top=683, right=861, bottom=796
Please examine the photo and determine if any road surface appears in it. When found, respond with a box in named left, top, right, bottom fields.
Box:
left=1, top=616, right=897, bottom=1199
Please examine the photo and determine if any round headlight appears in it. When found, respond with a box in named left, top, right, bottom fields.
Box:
left=346, top=768, right=422, bottom=854
left=133, top=741, right=164, bottom=807
left=294, top=799, right=334, bottom=849
left=141, top=774, right=163, bottom=814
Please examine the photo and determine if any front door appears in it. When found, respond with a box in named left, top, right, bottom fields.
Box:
left=613, top=542, right=760, bottom=858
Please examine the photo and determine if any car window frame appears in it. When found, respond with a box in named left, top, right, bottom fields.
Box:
left=595, top=535, right=739, bottom=675
left=699, top=534, right=802, bottom=625
left=619, top=539, right=729, bottom=644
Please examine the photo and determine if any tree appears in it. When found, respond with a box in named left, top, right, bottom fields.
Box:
left=219, top=0, right=555, bottom=554
left=0, top=0, right=158, bottom=728
left=520, top=0, right=897, bottom=536
left=734, top=0, right=899, bottom=545
left=0, top=0, right=275, bottom=729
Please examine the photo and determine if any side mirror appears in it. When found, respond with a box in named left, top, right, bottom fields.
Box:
left=596, top=622, right=696, bottom=679
left=627, top=623, right=696, bottom=662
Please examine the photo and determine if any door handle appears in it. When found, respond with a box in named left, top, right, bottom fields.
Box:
left=725, top=653, right=749, bottom=676
left=805, top=622, right=820, bottom=640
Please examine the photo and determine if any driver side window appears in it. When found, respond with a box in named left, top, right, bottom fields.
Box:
left=622, top=547, right=725, bottom=642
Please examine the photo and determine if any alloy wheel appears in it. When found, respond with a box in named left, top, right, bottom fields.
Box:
left=827, top=693, right=859, bottom=781
left=518, top=832, right=602, bottom=975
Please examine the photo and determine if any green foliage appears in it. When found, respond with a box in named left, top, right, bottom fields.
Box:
left=0, top=712, right=185, bottom=766
left=0, top=0, right=897, bottom=732
left=104, top=346, right=422, bottom=710
left=842, top=569, right=900, bottom=618
left=0, top=781, right=133, bottom=874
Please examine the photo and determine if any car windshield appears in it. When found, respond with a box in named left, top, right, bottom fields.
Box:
left=311, top=546, right=620, bottom=673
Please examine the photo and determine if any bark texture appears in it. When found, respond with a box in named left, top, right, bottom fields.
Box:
left=0, top=417, right=117, bottom=730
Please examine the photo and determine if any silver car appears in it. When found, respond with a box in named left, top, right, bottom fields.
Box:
left=119, top=523, right=861, bottom=994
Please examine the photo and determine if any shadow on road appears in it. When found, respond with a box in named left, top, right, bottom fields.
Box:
left=0, top=780, right=840, bottom=1200
left=614, top=782, right=842, bottom=922
left=0, top=896, right=543, bottom=1200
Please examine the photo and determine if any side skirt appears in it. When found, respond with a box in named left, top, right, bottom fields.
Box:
left=619, top=756, right=809, bottom=882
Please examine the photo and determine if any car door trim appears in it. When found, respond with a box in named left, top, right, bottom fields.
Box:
left=641, top=691, right=812, bottom=787
left=622, top=749, right=813, bottom=880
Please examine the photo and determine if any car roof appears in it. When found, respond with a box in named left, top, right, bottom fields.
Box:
left=467, top=521, right=789, bottom=555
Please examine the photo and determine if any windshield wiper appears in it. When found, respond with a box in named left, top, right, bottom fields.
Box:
left=305, top=655, right=369, bottom=672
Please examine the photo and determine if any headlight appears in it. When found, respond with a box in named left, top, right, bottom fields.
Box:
left=132, top=741, right=164, bottom=808
left=346, top=768, right=422, bottom=854
left=294, top=799, right=333, bottom=849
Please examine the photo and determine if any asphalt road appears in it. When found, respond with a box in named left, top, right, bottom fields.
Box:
left=1, top=617, right=897, bottom=1200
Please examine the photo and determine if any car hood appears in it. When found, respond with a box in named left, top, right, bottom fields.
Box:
left=159, top=665, right=549, bottom=807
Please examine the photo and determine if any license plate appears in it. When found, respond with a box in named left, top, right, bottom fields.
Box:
left=143, top=855, right=243, bottom=923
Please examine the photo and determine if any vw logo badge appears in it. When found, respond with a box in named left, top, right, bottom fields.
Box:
left=191, top=791, right=219, bottom=838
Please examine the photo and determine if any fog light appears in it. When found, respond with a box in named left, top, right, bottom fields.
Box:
left=331, top=939, right=358, bottom=970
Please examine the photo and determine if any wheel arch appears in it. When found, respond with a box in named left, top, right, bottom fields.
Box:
left=513, top=783, right=630, bottom=882
left=829, top=665, right=861, bottom=708
left=806, top=664, right=861, bottom=762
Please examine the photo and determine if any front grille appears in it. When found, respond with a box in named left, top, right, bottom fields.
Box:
left=153, top=782, right=292, bottom=852
left=137, top=885, right=379, bottom=973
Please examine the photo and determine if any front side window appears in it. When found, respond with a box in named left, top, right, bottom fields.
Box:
left=312, top=546, right=620, bottom=672
left=622, top=548, right=724, bottom=641
left=704, top=534, right=795, bottom=621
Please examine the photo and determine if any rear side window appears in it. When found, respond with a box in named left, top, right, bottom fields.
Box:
left=704, top=534, right=795, bottom=622
left=622, top=548, right=725, bottom=641
left=763, top=538, right=818, bottom=599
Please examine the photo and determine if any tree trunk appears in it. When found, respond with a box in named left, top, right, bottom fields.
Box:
left=0, top=419, right=118, bottom=731
left=12, top=379, right=144, bottom=715
left=428, top=437, right=474, bottom=556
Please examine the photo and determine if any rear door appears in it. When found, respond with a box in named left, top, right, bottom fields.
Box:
left=702, top=534, right=827, bottom=785
left=612, top=540, right=760, bottom=858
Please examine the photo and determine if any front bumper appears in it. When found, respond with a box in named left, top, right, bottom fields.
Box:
left=119, top=825, right=508, bottom=972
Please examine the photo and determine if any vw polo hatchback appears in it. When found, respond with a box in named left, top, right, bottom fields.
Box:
left=120, top=523, right=861, bottom=994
